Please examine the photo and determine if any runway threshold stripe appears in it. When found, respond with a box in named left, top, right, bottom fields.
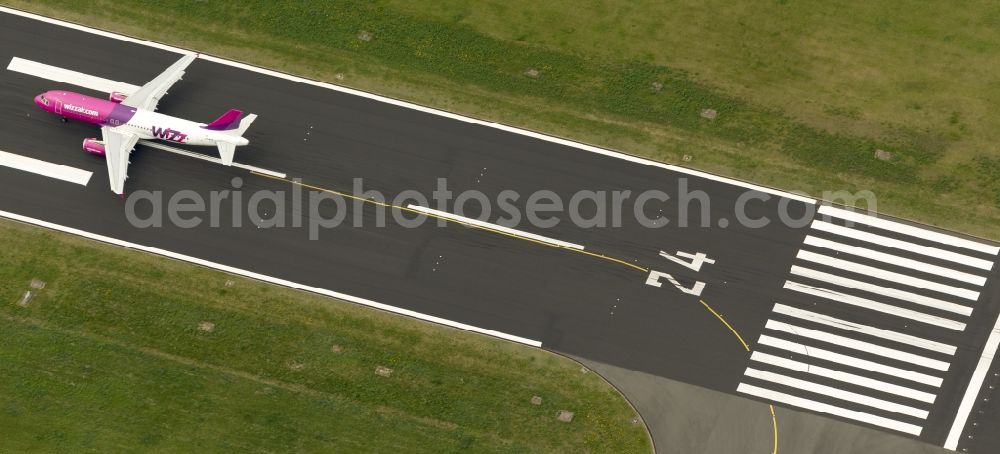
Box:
left=757, top=335, right=943, bottom=387
left=7, top=56, right=140, bottom=94
left=743, top=368, right=929, bottom=418
left=797, top=251, right=980, bottom=301
left=737, top=383, right=923, bottom=436
left=772, top=304, right=957, bottom=355
left=802, top=236, right=987, bottom=286
left=789, top=267, right=973, bottom=316
left=783, top=281, right=966, bottom=331
left=810, top=220, right=995, bottom=271
left=817, top=205, right=1000, bottom=255
left=0, top=149, right=92, bottom=186
left=406, top=205, right=585, bottom=250
left=750, top=352, right=936, bottom=404
left=765, top=320, right=950, bottom=371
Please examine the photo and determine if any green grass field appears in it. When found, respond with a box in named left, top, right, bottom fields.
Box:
left=2, top=2, right=993, bottom=450
left=7, top=0, right=998, bottom=238
left=0, top=219, right=650, bottom=452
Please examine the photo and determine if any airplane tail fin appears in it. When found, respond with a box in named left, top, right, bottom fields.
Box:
left=230, top=113, right=257, bottom=137
left=203, top=109, right=243, bottom=131
left=214, top=114, right=257, bottom=165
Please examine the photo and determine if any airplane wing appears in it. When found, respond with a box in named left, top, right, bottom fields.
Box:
left=101, top=126, right=140, bottom=195
left=121, top=53, right=197, bottom=112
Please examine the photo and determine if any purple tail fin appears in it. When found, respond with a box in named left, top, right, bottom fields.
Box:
left=202, top=109, right=243, bottom=131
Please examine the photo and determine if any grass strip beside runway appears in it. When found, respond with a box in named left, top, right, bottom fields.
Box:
left=0, top=219, right=650, bottom=453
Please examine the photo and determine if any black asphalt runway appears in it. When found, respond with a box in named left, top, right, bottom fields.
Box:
left=2, top=10, right=999, bottom=452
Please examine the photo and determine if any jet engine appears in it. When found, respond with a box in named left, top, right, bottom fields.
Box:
left=82, top=138, right=106, bottom=156
left=109, top=91, right=127, bottom=103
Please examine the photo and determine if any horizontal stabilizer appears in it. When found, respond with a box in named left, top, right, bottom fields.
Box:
left=217, top=142, right=236, bottom=166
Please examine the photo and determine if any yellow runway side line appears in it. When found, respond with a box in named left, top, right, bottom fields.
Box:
left=700, top=299, right=779, bottom=454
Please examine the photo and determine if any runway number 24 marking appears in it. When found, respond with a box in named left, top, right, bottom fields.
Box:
left=645, top=250, right=716, bottom=296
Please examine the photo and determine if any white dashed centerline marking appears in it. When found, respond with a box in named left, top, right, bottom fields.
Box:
left=7, top=56, right=140, bottom=95
left=0, top=149, right=92, bottom=186
left=407, top=205, right=584, bottom=250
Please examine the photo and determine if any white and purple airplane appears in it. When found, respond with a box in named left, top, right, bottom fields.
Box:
left=32, top=54, right=257, bottom=196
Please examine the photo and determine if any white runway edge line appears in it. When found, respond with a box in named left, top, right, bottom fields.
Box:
left=764, top=320, right=951, bottom=372
left=7, top=56, right=140, bottom=95
left=0, top=149, right=92, bottom=186
left=803, top=235, right=988, bottom=286
left=944, top=316, right=1000, bottom=449
left=810, top=220, right=995, bottom=271
left=790, top=266, right=974, bottom=317
left=818, top=205, right=1000, bottom=256
left=796, top=250, right=980, bottom=301
left=783, top=281, right=966, bottom=331
left=743, top=368, right=929, bottom=419
left=750, top=351, right=937, bottom=404
left=772, top=303, right=957, bottom=355
left=0, top=210, right=542, bottom=348
left=0, top=6, right=817, bottom=206
left=406, top=205, right=585, bottom=250
left=757, top=335, right=943, bottom=387
left=737, top=383, right=923, bottom=436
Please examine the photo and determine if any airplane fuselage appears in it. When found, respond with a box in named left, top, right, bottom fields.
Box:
left=33, top=90, right=248, bottom=147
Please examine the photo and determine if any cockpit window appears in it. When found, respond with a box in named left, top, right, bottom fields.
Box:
left=39, top=96, right=49, bottom=106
